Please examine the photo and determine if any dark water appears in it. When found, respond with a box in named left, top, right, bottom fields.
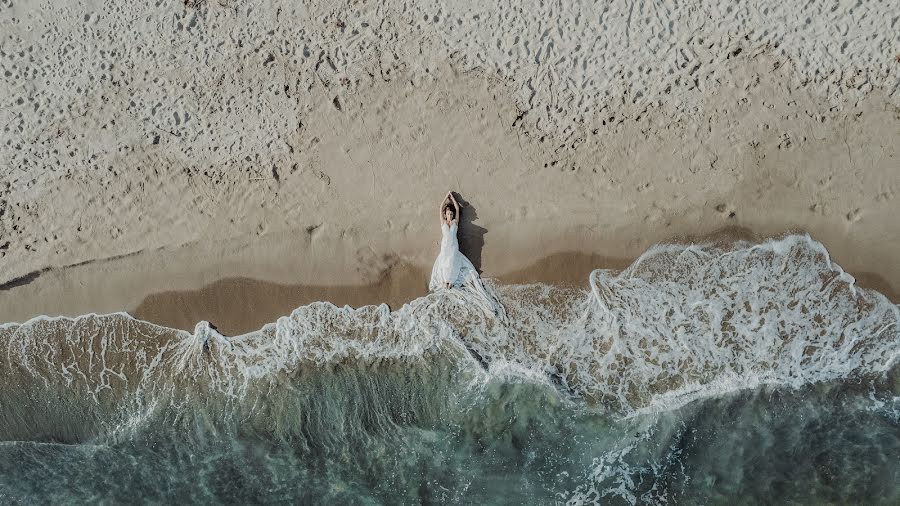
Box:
left=1, top=235, right=898, bottom=504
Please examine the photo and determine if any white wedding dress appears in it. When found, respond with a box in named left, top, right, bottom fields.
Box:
left=429, top=220, right=505, bottom=318
left=429, top=221, right=480, bottom=290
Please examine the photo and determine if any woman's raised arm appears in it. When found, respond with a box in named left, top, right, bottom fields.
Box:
left=448, top=192, right=460, bottom=222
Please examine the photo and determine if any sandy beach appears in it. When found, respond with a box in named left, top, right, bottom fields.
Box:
left=1, top=0, right=898, bottom=332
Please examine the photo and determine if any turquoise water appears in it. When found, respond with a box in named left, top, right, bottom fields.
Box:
left=1, top=235, right=898, bottom=504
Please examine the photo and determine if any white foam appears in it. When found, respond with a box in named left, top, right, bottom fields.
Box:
left=574, top=234, right=899, bottom=413
left=1, top=235, right=897, bottom=419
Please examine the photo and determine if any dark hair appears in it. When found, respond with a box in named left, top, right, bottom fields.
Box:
left=443, top=204, right=455, bottom=219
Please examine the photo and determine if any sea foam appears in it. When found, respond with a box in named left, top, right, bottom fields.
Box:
left=0, top=234, right=897, bottom=443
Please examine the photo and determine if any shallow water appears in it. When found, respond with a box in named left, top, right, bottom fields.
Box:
left=1, top=235, right=897, bottom=504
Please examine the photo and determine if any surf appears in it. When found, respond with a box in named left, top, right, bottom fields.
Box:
left=0, top=234, right=897, bottom=503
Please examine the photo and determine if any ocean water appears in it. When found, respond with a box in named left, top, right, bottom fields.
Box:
left=0, top=235, right=897, bottom=504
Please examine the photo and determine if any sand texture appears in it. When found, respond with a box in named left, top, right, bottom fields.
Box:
left=1, top=0, right=898, bottom=328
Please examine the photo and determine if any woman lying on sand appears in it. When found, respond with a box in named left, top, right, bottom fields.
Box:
left=429, top=192, right=504, bottom=318
left=429, top=191, right=481, bottom=290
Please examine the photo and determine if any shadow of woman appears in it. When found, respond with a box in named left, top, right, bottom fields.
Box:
left=452, top=192, right=488, bottom=274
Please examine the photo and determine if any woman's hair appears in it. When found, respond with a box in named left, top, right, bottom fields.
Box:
left=443, top=203, right=455, bottom=219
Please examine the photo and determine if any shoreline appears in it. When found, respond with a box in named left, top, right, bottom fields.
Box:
left=2, top=227, right=896, bottom=336
left=130, top=251, right=633, bottom=336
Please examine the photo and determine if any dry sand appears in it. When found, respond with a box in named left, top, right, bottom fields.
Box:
left=1, top=0, right=898, bottom=332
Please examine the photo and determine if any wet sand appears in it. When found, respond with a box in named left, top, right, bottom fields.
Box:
left=129, top=232, right=897, bottom=336
left=2, top=222, right=897, bottom=336
left=129, top=252, right=634, bottom=336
